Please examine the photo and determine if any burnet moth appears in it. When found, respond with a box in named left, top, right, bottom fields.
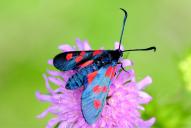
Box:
left=53, top=8, right=156, bottom=124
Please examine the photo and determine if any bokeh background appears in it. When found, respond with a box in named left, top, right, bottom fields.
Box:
left=0, top=0, right=191, bottom=127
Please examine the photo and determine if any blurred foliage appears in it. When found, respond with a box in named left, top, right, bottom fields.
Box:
left=179, top=54, right=191, bottom=91
left=0, top=0, right=191, bottom=127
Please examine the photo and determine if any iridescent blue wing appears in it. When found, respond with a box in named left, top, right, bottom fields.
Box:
left=65, top=64, right=97, bottom=90
left=81, top=64, right=116, bottom=124
left=53, top=50, right=105, bottom=71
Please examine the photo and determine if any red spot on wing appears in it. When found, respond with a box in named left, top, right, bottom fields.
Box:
left=105, top=66, right=116, bottom=78
left=87, top=71, right=98, bottom=84
left=105, top=66, right=113, bottom=77
left=102, top=86, right=108, bottom=93
left=75, top=56, right=83, bottom=63
left=93, top=99, right=101, bottom=109
left=93, top=85, right=102, bottom=93
left=111, top=67, right=116, bottom=78
left=75, top=51, right=86, bottom=63
left=80, top=60, right=93, bottom=68
left=93, top=50, right=102, bottom=56
left=66, top=53, right=73, bottom=60
left=80, top=51, right=86, bottom=56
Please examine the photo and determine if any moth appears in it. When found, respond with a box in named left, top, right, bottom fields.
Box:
left=53, top=8, right=156, bottom=124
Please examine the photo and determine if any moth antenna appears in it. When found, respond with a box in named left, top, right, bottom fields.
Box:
left=122, top=46, right=156, bottom=52
left=119, top=8, right=128, bottom=50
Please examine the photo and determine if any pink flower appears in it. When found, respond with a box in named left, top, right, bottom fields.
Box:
left=36, top=39, right=155, bottom=128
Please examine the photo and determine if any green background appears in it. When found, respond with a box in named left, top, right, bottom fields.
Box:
left=0, top=0, right=191, bottom=127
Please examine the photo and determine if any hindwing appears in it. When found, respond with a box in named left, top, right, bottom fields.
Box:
left=81, top=64, right=116, bottom=124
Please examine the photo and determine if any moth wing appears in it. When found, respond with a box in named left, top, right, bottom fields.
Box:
left=81, top=64, right=116, bottom=124
left=53, top=50, right=105, bottom=71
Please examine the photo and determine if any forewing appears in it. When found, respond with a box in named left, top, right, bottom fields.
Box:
left=53, top=50, right=105, bottom=71
left=81, top=64, right=116, bottom=124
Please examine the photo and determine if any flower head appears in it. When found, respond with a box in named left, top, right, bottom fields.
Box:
left=36, top=39, right=155, bottom=128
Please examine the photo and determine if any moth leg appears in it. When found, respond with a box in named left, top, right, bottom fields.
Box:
left=118, top=62, right=128, bottom=72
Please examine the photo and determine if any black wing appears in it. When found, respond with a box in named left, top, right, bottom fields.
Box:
left=53, top=50, right=106, bottom=71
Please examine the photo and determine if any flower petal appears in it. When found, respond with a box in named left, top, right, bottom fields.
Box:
left=37, top=106, right=60, bottom=118
left=138, top=118, right=156, bottom=128
left=36, top=91, right=52, bottom=102
left=58, top=122, right=70, bottom=128
left=43, top=74, right=55, bottom=94
left=47, top=70, right=62, bottom=76
left=48, top=76, right=64, bottom=86
left=137, top=76, right=152, bottom=90
left=59, top=44, right=74, bottom=51
left=115, top=42, right=124, bottom=50
left=46, top=117, right=61, bottom=128
left=115, top=69, right=134, bottom=85
left=76, top=38, right=84, bottom=50
left=83, top=40, right=91, bottom=50
left=121, top=59, right=133, bottom=67
left=48, top=59, right=53, bottom=65
left=138, top=91, right=152, bottom=104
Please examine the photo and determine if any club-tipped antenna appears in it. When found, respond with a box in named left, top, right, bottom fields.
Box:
left=122, top=46, right=156, bottom=52
left=119, top=8, right=128, bottom=50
